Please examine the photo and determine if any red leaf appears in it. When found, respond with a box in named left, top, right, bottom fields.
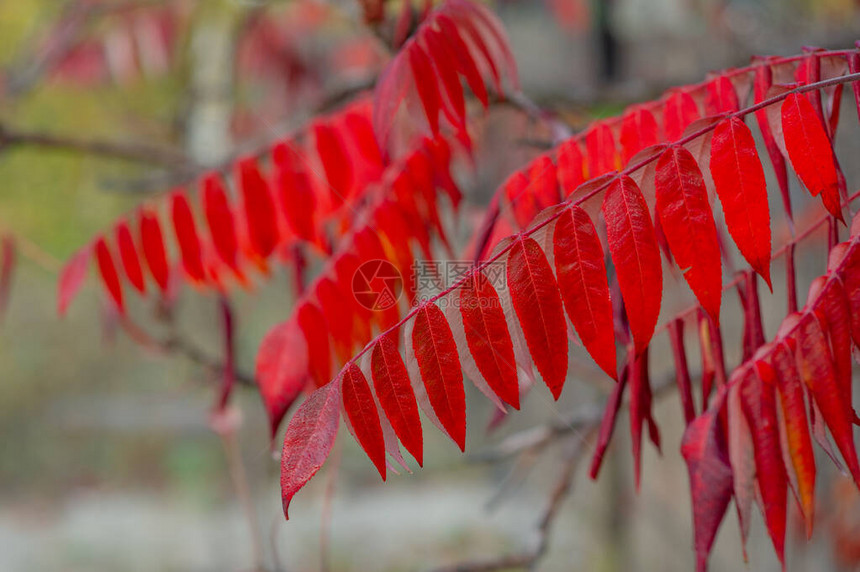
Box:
left=704, top=75, right=739, bottom=115
left=770, top=340, right=816, bottom=535
left=202, top=173, right=241, bottom=276
left=529, top=155, right=560, bottom=209
left=273, top=142, right=318, bottom=244
left=620, top=105, right=659, bottom=164
left=341, top=362, right=386, bottom=479
left=602, top=176, right=663, bottom=354
left=782, top=93, right=843, bottom=221
left=435, top=14, right=489, bottom=108
left=507, top=236, right=569, bottom=398
left=373, top=51, right=409, bottom=147
left=589, top=365, right=629, bottom=479
left=553, top=206, right=617, bottom=379
left=313, top=122, right=355, bottom=207
left=727, top=377, right=755, bottom=550
left=317, top=277, right=355, bottom=364
left=371, top=332, right=424, bottom=465
left=664, top=90, right=700, bottom=141
left=237, top=157, right=279, bottom=259
left=740, top=360, right=787, bottom=566
left=668, top=319, right=696, bottom=424
left=585, top=122, right=617, bottom=178
left=408, top=42, right=442, bottom=136
left=795, top=313, right=860, bottom=485
left=459, top=271, right=520, bottom=408
left=655, top=145, right=722, bottom=322
left=629, top=348, right=659, bottom=490
left=94, top=236, right=124, bottom=313
left=57, top=245, right=92, bottom=316
left=296, top=302, right=331, bottom=388
left=681, top=388, right=733, bottom=572
left=423, top=28, right=466, bottom=126
left=503, top=171, right=537, bottom=228
left=139, top=208, right=169, bottom=292
left=557, top=138, right=585, bottom=196
left=115, top=221, right=145, bottom=294
left=170, top=191, right=206, bottom=283
left=280, top=380, right=340, bottom=519
left=257, top=316, right=309, bottom=437
left=709, top=116, right=772, bottom=288
left=753, top=62, right=793, bottom=225
left=412, top=303, right=466, bottom=450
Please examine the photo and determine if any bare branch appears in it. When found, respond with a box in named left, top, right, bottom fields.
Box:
left=429, top=430, right=596, bottom=572
left=0, top=123, right=193, bottom=167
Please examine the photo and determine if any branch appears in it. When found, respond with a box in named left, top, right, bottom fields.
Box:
left=119, top=316, right=256, bottom=386
left=429, top=430, right=596, bottom=572
left=0, top=123, right=193, bottom=167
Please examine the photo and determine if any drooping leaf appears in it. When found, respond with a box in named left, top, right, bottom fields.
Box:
left=655, top=145, right=722, bottom=322
left=139, top=208, right=169, bottom=292
left=553, top=206, right=617, bottom=379
left=753, top=61, right=793, bottom=225
left=740, top=360, right=787, bottom=566
left=585, top=122, right=617, bottom=177
left=629, top=348, right=660, bottom=491
left=668, top=318, right=696, bottom=424
left=727, top=376, right=755, bottom=552
left=459, top=271, right=520, bottom=408
left=371, top=332, right=424, bottom=465
left=313, top=122, right=355, bottom=207
left=115, top=221, right=146, bottom=294
left=170, top=191, right=206, bottom=283
left=769, top=339, right=815, bottom=535
left=507, top=236, right=569, bottom=398
left=664, top=90, right=700, bottom=141
left=57, top=245, right=92, bottom=316
left=602, top=176, right=663, bottom=353
left=202, top=173, right=242, bottom=277
left=280, top=380, right=340, bottom=519
left=589, top=365, right=629, bottom=479
left=704, top=75, right=739, bottom=115
left=237, top=157, right=280, bottom=260
left=296, top=301, right=332, bottom=388
left=620, top=105, right=659, bottom=164
left=341, top=362, right=386, bottom=479
left=557, top=138, right=585, bottom=196
left=94, top=237, right=124, bottom=314
left=257, top=316, right=309, bottom=437
left=794, top=312, right=860, bottom=485
left=409, top=42, right=442, bottom=136
left=681, top=388, right=733, bottom=572
left=435, top=13, right=489, bottom=108
left=781, top=93, right=843, bottom=221
left=709, top=116, right=772, bottom=288
left=412, top=303, right=466, bottom=450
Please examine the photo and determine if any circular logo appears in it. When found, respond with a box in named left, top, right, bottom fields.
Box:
left=352, top=259, right=403, bottom=311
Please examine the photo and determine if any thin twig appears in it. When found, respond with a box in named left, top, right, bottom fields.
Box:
left=0, top=123, right=193, bottom=167
left=219, top=422, right=266, bottom=572
left=430, top=430, right=596, bottom=572
left=119, top=316, right=256, bottom=386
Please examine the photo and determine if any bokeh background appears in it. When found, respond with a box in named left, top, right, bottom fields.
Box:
left=1, top=1, right=860, bottom=570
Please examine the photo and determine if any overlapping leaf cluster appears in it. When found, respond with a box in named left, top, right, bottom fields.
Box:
left=272, top=38, right=860, bottom=571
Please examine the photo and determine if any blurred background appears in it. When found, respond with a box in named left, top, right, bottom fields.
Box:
left=1, top=0, right=860, bottom=571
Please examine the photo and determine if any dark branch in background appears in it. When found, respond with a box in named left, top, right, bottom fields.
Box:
left=119, top=316, right=255, bottom=386
left=428, top=372, right=676, bottom=572
left=0, top=123, right=193, bottom=167
left=430, top=429, right=597, bottom=572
